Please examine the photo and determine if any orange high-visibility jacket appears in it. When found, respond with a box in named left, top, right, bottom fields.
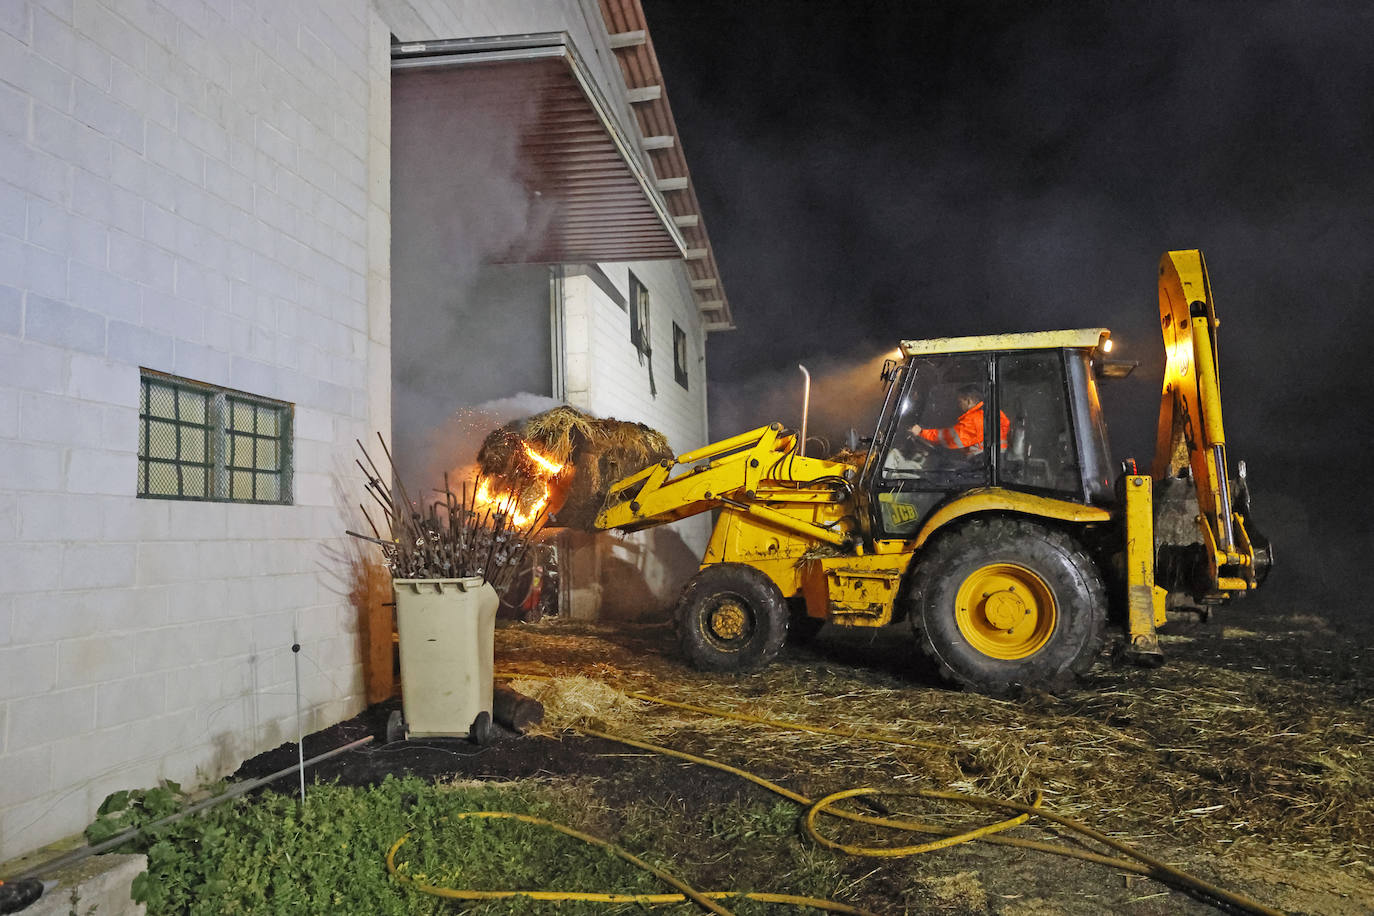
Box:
left=919, top=402, right=1010, bottom=451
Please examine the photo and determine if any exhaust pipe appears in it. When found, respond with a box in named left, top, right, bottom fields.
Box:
left=798, top=364, right=811, bottom=457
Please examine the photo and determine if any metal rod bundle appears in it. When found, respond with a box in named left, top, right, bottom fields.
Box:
left=346, top=435, right=549, bottom=600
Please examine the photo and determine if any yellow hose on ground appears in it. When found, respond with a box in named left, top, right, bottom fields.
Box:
left=803, top=787, right=1042, bottom=857
left=386, top=812, right=878, bottom=916
left=400, top=671, right=1284, bottom=916
left=573, top=725, right=1285, bottom=916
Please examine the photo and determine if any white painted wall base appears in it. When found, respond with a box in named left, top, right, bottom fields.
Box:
left=23, top=853, right=147, bottom=916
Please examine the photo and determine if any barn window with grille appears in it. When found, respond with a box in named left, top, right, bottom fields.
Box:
left=138, top=370, right=292, bottom=504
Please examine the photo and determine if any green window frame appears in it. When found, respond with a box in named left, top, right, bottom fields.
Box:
left=138, top=370, right=293, bottom=504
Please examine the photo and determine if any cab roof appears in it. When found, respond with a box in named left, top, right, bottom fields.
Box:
left=899, top=328, right=1110, bottom=357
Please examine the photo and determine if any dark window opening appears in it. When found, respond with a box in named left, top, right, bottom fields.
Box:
left=874, top=354, right=993, bottom=536
left=629, top=271, right=650, bottom=357
left=672, top=322, right=688, bottom=389
left=996, top=351, right=1081, bottom=497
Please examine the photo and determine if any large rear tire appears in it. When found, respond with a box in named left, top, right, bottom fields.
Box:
left=678, top=563, right=789, bottom=672
left=910, top=517, right=1105, bottom=695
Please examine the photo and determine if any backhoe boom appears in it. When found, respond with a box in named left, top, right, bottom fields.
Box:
left=1153, top=250, right=1263, bottom=597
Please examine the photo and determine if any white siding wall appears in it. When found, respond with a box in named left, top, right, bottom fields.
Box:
left=0, top=0, right=389, bottom=862
left=561, top=267, right=710, bottom=479
left=562, top=261, right=712, bottom=618
left=580, top=260, right=709, bottom=468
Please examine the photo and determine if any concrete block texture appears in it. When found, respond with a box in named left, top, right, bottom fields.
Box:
left=0, top=288, right=17, bottom=339
left=1, top=0, right=376, bottom=857
left=23, top=853, right=148, bottom=916
left=0, top=0, right=657, bottom=866
left=24, top=295, right=105, bottom=355
left=0, top=643, right=58, bottom=701
left=7, top=686, right=97, bottom=753
left=0, top=745, right=53, bottom=809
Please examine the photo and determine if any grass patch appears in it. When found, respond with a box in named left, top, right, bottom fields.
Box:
left=93, top=776, right=676, bottom=915
left=91, top=775, right=874, bottom=916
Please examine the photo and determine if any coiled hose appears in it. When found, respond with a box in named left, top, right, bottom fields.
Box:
left=385, top=675, right=1283, bottom=916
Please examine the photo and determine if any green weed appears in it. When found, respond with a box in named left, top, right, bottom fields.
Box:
left=89, top=776, right=677, bottom=915
left=88, top=776, right=882, bottom=916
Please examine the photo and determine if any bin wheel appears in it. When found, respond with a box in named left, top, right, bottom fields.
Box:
left=385, top=709, right=405, bottom=744
left=470, top=710, right=495, bottom=746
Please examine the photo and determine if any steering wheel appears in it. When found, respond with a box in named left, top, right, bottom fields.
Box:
left=904, top=433, right=937, bottom=455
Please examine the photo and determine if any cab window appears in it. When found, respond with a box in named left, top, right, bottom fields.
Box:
left=875, top=354, right=991, bottom=535
left=996, top=351, right=1080, bottom=497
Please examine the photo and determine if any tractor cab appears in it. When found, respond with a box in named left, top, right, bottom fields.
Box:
left=860, top=329, right=1118, bottom=542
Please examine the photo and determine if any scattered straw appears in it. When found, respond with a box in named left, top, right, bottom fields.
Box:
left=918, top=872, right=988, bottom=911
left=494, top=611, right=1374, bottom=888
left=506, top=675, right=646, bottom=733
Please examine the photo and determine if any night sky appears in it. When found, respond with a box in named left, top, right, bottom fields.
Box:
left=642, top=0, right=1374, bottom=618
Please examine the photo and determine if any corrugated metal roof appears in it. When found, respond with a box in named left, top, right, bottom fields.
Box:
left=599, top=0, right=735, bottom=331
left=392, top=34, right=687, bottom=264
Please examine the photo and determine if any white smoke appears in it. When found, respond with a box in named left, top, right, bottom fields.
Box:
left=409, top=392, right=563, bottom=496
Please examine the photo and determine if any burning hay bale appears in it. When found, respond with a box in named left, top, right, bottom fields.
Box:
left=476, top=406, right=673, bottom=531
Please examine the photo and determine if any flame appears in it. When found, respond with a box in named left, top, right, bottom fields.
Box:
left=523, top=443, right=565, bottom=475
left=473, top=442, right=564, bottom=528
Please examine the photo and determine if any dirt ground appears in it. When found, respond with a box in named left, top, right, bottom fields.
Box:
left=237, top=598, right=1373, bottom=916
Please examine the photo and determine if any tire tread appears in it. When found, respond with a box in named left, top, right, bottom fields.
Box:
left=910, top=516, right=1105, bottom=695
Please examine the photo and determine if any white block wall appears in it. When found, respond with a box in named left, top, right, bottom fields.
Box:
left=0, top=0, right=392, bottom=862
left=0, top=0, right=719, bottom=859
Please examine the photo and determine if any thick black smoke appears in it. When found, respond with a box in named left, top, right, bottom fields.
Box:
left=646, top=0, right=1374, bottom=623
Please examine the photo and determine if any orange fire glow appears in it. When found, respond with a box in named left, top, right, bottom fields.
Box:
left=473, top=442, right=566, bottom=528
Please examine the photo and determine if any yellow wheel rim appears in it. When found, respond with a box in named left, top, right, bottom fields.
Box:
left=954, top=563, right=1057, bottom=660
left=708, top=600, right=749, bottom=641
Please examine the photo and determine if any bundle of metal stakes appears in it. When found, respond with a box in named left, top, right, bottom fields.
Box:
left=346, top=434, right=548, bottom=598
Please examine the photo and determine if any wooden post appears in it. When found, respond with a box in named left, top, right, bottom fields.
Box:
left=352, top=553, right=398, bottom=703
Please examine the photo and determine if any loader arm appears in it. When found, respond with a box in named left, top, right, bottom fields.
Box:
left=594, top=424, right=855, bottom=548
left=1152, top=249, right=1261, bottom=595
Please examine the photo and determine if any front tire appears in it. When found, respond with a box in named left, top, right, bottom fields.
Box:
left=910, top=517, right=1105, bottom=695
left=678, top=563, right=789, bottom=672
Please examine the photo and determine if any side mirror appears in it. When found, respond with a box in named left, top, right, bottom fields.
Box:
left=880, top=358, right=897, bottom=382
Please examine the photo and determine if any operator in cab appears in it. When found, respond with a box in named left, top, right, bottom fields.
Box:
left=910, top=385, right=1009, bottom=453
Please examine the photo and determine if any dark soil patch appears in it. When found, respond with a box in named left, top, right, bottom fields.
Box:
left=232, top=699, right=770, bottom=817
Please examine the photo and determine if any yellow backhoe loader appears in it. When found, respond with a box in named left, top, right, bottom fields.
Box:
left=596, top=250, right=1272, bottom=694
